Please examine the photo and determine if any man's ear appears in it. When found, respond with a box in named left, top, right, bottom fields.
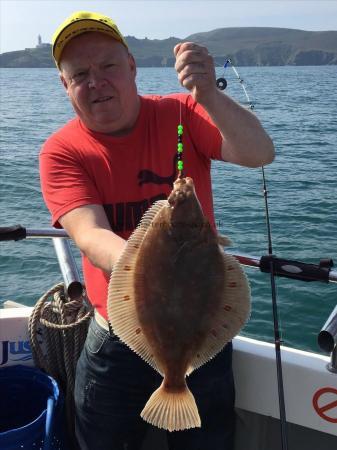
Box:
left=128, top=53, right=137, bottom=77
left=60, top=73, right=69, bottom=94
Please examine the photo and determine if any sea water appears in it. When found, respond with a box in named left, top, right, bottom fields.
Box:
left=0, top=66, right=336, bottom=354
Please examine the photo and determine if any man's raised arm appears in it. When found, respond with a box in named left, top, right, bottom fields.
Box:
left=174, top=42, right=275, bottom=168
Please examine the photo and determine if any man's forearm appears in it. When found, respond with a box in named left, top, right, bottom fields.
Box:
left=202, top=89, right=275, bottom=168
left=77, top=228, right=126, bottom=274
left=59, top=205, right=127, bottom=275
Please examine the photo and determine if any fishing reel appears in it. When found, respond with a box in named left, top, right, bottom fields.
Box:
left=216, top=58, right=231, bottom=91
left=216, top=77, right=227, bottom=90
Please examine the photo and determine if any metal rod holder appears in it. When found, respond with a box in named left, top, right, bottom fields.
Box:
left=328, top=345, right=337, bottom=373
left=52, top=238, right=84, bottom=299
left=318, top=304, right=337, bottom=373
left=318, top=305, right=337, bottom=352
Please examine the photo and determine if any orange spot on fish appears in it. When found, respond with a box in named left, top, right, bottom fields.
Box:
left=124, top=265, right=132, bottom=271
left=227, top=265, right=235, bottom=271
left=224, top=304, right=232, bottom=311
left=135, top=328, right=141, bottom=334
left=228, top=281, right=237, bottom=287
left=124, top=295, right=130, bottom=301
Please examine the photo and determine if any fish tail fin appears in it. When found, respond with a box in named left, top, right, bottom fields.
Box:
left=141, top=381, right=201, bottom=432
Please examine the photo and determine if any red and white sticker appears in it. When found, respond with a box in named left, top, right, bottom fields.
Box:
left=312, top=387, right=337, bottom=423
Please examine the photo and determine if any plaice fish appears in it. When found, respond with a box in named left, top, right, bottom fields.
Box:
left=107, top=177, right=251, bottom=432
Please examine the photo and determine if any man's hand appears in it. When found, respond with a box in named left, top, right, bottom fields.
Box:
left=174, top=42, right=217, bottom=106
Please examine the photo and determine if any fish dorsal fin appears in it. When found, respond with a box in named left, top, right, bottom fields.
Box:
left=107, top=200, right=168, bottom=376
left=187, top=251, right=251, bottom=375
left=217, top=234, right=232, bottom=247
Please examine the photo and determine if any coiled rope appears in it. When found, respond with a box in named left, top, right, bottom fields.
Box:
left=28, top=282, right=93, bottom=439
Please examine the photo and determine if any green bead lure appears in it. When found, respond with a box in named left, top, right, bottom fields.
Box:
left=177, top=123, right=184, bottom=177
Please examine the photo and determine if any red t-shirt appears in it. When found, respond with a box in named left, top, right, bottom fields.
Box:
left=40, top=93, right=223, bottom=319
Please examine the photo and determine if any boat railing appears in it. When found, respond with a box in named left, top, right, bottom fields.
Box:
left=1, top=225, right=337, bottom=371
left=52, top=237, right=84, bottom=300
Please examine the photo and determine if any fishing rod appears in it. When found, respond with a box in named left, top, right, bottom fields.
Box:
left=261, top=166, right=288, bottom=450
left=217, top=59, right=292, bottom=448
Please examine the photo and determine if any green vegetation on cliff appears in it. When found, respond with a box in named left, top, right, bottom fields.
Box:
left=1, top=27, right=336, bottom=68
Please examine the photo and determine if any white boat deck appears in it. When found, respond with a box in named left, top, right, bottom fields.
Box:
left=1, top=305, right=336, bottom=449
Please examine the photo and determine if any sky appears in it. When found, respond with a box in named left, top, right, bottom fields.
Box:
left=1, top=0, right=337, bottom=53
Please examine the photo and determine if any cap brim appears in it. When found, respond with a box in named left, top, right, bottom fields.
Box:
left=53, top=19, right=128, bottom=67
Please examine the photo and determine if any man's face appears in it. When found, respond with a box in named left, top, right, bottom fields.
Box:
left=60, top=32, right=139, bottom=134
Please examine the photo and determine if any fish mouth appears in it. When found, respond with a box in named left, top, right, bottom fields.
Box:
left=174, top=176, right=194, bottom=187
left=92, top=96, right=114, bottom=104
left=168, top=190, right=186, bottom=208
left=168, top=177, right=195, bottom=207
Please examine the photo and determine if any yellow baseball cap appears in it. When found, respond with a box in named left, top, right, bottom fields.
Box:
left=52, top=11, right=128, bottom=68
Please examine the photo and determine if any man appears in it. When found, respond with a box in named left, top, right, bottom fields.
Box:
left=40, top=10, right=274, bottom=450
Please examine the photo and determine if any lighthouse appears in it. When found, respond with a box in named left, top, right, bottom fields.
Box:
left=36, top=35, right=50, bottom=49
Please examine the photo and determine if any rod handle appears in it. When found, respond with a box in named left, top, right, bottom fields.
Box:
left=0, top=225, right=27, bottom=241
left=260, top=255, right=333, bottom=283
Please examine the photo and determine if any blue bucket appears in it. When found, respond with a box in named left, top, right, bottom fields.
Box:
left=0, top=365, right=68, bottom=449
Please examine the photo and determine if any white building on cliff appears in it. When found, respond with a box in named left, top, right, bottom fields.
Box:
left=36, top=35, right=50, bottom=49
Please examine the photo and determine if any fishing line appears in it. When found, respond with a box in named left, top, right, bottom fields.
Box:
left=217, top=59, right=289, bottom=450
left=216, top=58, right=254, bottom=110
left=177, top=101, right=184, bottom=177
